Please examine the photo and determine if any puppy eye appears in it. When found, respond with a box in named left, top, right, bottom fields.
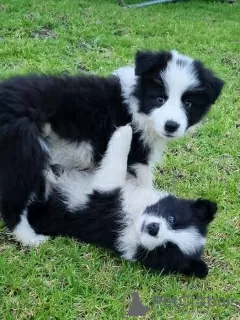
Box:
left=157, top=97, right=165, bottom=105
left=184, top=100, right=192, bottom=108
left=168, top=216, right=175, bottom=225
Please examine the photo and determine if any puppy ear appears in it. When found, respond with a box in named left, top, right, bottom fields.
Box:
left=194, top=61, right=225, bottom=104
left=206, top=74, right=224, bottom=104
left=191, top=198, right=218, bottom=223
left=135, top=51, right=171, bottom=76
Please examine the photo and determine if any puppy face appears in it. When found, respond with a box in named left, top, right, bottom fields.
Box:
left=134, top=50, right=224, bottom=140
left=136, top=195, right=217, bottom=255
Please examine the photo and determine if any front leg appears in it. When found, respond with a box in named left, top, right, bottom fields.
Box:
left=92, top=125, right=132, bottom=192
left=127, top=131, right=153, bottom=189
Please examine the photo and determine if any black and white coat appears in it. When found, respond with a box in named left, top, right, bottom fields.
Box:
left=0, top=50, right=223, bottom=236
left=15, top=126, right=217, bottom=278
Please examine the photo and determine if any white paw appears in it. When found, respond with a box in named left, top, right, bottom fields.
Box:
left=110, top=125, right=132, bottom=154
left=24, top=234, right=49, bottom=247
left=115, top=124, right=132, bottom=140
left=13, top=214, right=49, bottom=247
left=14, top=232, right=49, bottom=247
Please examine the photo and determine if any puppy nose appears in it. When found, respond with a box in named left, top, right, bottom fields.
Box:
left=164, top=120, right=179, bottom=133
left=146, top=222, right=159, bottom=237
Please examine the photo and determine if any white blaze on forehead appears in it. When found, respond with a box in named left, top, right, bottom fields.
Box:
left=161, top=51, right=200, bottom=96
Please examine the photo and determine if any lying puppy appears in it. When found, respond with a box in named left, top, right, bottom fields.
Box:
left=14, top=126, right=217, bottom=278
left=0, top=50, right=223, bottom=234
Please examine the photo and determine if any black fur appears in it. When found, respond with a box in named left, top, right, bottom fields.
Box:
left=135, top=50, right=172, bottom=76
left=27, top=189, right=123, bottom=250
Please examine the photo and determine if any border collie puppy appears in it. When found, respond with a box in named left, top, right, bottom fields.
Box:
left=0, top=50, right=223, bottom=233
left=16, top=126, right=217, bottom=278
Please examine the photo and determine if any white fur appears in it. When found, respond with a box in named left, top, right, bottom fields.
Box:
left=116, top=186, right=168, bottom=260
left=42, top=122, right=52, bottom=137
left=48, top=132, right=94, bottom=170
left=56, top=170, right=93, bottom=211
left=56, top=125, right=132, bottom=210
left=128, top=163, right=153, bottom=189
left=38, top=137, right=49, bottom=154
left=93, top=125, right=132, bottom=192
left=43, top=167, right=59, bottom=200
left=112, top=66, right=138, bottom=112
left=168, top=227, right=206, bottom=255
left=13, top=211, right=48, bottom=246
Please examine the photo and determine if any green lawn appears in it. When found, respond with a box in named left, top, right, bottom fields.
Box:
left=0, top=0, right=239, bottom=319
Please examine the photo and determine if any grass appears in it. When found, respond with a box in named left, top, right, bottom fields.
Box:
left=0, top=0, right=239, bottom=319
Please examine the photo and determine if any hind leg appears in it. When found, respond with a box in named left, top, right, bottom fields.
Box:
left=93, top=125, right=132, bottom=192
left=12, top=209, right=49, bottom=247
left=0, top=118, right=50, bottom=245
left=11, top=169, right=59, bottom=247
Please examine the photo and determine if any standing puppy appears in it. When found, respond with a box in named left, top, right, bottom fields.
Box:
left=0, top=50, right=223, bottom=234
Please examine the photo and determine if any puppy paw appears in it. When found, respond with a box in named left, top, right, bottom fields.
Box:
left=115, top=125, right=132, bottom=141
left=13, top=215, right=49, bottom=247
left=15, top=233, right=49, bottom=247
left=183, top=259, right=209, bottom=278
left=109, top=125, right=132, bottom=155
left=26, top=234, right=49, bottom=247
